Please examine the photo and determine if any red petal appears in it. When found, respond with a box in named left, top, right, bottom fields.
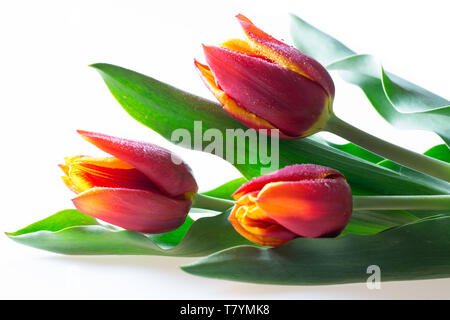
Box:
left=235, top=14, right=335, bottom=98
left=203, top=45, right=329, bottom=137
left=256, top=178, right=353, bottom=238
left=194, top=59, right=283, bottom=136
left=72, top=188, right=191, bottom=233
left=233, top=164, right=344, bottom=199
left=77, top=131, right=198, bottom=198
left=71, top=162, right=160, bottom=192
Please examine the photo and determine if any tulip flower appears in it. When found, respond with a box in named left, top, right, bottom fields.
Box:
left=195, top=14, right=334, bottom=138
left=60, top=130, right=198, bottom=233
left=195, top=14, right=450, bottom=183
left=228, top=164, right=353, bottom=246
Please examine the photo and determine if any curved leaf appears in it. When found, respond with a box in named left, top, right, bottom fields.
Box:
left=6, top=209, right=251, bottom=256
left=6, top=209, right=99, bottom=235
left=201, top=177, right=247, bottom=200
left=376, top=147, right=450, bottom=194
left=342, top=210, right=416, bottom=235
left=289, top=14, right=355, bottom=66
left=310, top=136, right=384, bottom=164
left=290, top=15, right=450, bottom=146
left=327, top=55, right=450, bottom=146
left=90, top=63, right=449, bottom=196
left=424, top=144, right=450, bottom=163
left=182, top=217, right=450, bottom=285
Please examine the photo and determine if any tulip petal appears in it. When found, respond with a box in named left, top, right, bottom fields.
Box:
left=235, top=14, right=335, bottom=98
left=228, top=204, right=297, bottom=246
left=77, top=130, right=198, bottom=198
left=256, top=178, right=353, bottom=238
left=72, top=187, right=191, bottom=233
left=63, top=161, right=160, bottom=194
left=221, top=38, right=258, bottom=56
left=203, top=45, right=329, bottom=137
left=65, top=155, right=135, bottom=170
left=233, top=164, right=344, bottom=199
left=194, top=59, right=280, bottom=135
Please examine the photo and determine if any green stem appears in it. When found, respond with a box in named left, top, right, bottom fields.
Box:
left=194, top=193, right=450, bottom=212
left=353, top=195, right=450, bottom=210
left=192, top=193, right=234, bottom=212
left=324, top=113, right=450, bottom=183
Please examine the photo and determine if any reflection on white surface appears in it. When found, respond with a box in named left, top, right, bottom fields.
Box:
left=2, top=236, right=450, bottom=299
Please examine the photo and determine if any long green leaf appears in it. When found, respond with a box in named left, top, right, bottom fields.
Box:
left=289, top=13, right=355, bottom=66
left=424, top=144, right=450, bottom=163
left=182, top=217, right=450, bottom=285
left=290, top=15, right=450, bottom=146
left=6, top=209, right=251, bottom=256
left=90, top=63, right=449, bottom=196
left=201, top=177, right=248, bottom=200
left=310, top=136, right=384, bottom=164
left=6, top=209, right=99, bottom=235
left=342, top=210, right=417, bottom=235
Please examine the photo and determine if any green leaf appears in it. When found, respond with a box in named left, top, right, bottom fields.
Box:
left=329, top=142, right=384, bottom=164
left=314, top=139, right=448, bottom=167
left=311, top=136, right=384, bottom=164
left=90, top=63, right=449, bottom=197
left=376, top=146, right=450, bottom=195
left=201, top=177, right=247, bottom=200
left=424, top=144, right=450, bottom=163
left=342, top=210, right=417, bottom=235
left=6, top=209, right=99, bottom=236
left=290, top=15, right=450, bottom=147
left=290, top=14, right=355, bottom=66
left=89, top=63, right=245, bottom=146
left=147, top=216, right=194, bottom=249
left=182, top=217, right=450, bottom=285
left=6, top=209, right=251, bottom=256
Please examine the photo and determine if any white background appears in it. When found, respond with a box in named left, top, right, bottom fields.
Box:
left=1, top=0, right=449, bottom=299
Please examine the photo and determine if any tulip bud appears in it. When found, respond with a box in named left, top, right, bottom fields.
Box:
left=229, top=164, right=352, bottom=246
left=195, top=14, right=334, bottom=138
left=60, top=130, right=198, bottom=233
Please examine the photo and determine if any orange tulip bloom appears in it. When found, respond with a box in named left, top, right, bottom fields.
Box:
left=229, top=164, right=352, bottom=246
left=195, top=14, right=334, bottom=138
left=60, top=130, right=198, bottom=233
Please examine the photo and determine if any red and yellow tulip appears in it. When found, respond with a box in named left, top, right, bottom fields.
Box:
left=60, top=130, right=198, bottom=233
left=229, top=164, right=352, bottom=246
left=195, top=14, right=334, bottom=138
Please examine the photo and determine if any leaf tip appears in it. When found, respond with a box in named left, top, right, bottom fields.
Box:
left=88, top=63, right=110, bottom=71
left=179, top=263, right=196, bottom=275
left=4, top=231, right=15, bottom=238
left=289, top=13, right=302, bottom=23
